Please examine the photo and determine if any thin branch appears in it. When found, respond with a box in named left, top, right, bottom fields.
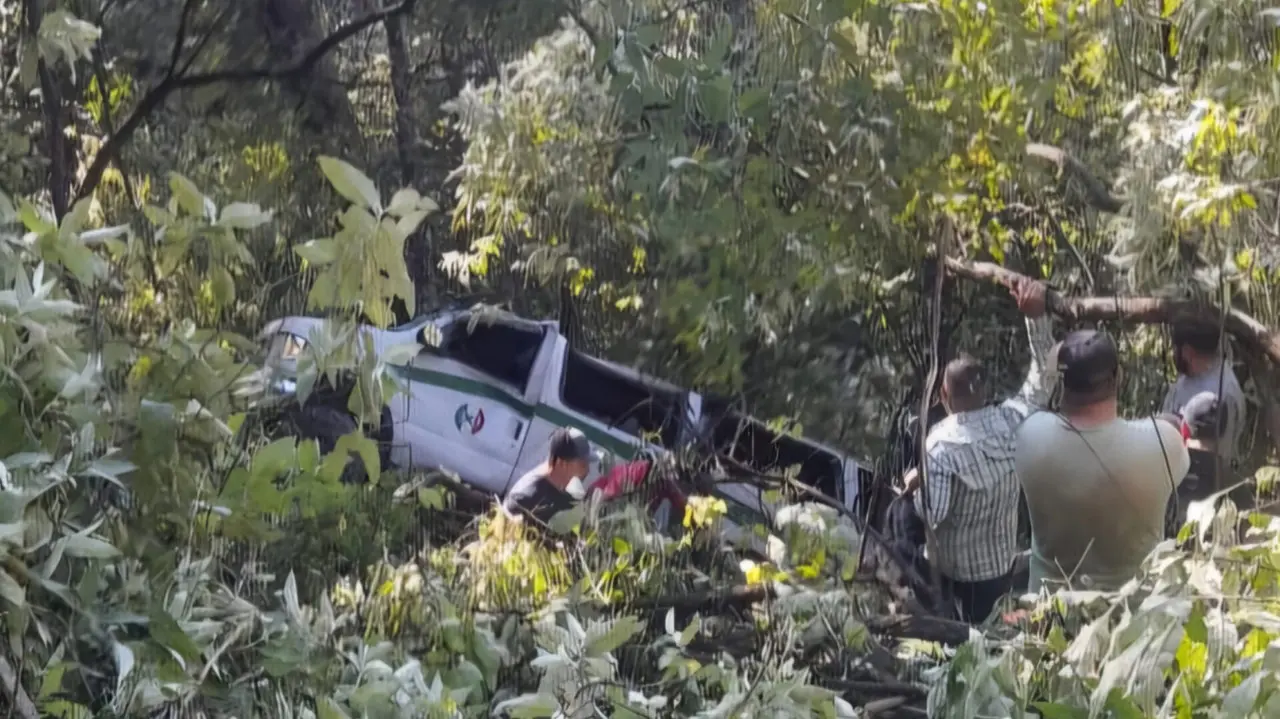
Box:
left=74, top=0, right=416, bottom=204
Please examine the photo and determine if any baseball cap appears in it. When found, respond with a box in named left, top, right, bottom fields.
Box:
left=548, top=427, right=592, bottom=464
left=1057, top=330, right=1119, bottom=392
left=1181, top=391, right=1227, bottom=441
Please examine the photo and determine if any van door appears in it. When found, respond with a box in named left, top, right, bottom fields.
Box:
left=391, top=314, right=543, bottom=495
left=516, top=341, right=681, bottom=488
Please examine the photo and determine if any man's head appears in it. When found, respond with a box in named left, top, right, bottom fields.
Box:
left=1057, top=329, right=1121, bottom=411
left=1181, top=391, right=1227, bottom=448
left=940, top=354, right=987, bottom=414
left=1171, top=318, right=1223, bottom=376
left=546, top=427, right=592, bottom=488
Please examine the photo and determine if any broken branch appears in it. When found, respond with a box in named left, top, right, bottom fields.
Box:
left=946, top=258, right=1280, bottom=366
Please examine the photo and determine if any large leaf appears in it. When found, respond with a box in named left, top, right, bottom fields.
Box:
left=318, top=156, right=382, bottom=213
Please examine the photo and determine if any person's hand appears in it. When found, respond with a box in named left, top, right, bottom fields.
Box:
left=1012, top=278, right=1048, bottom=318
left=900, top=467, right=921, bottom=495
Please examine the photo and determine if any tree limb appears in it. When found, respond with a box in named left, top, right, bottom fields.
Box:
left=74, top=0, right=415, bottom=204
left=946, top=258, right=1280, bottom=366
left=1026, top=143, right=1125, bottom=214
left=26, top=0, right=70, bottom=219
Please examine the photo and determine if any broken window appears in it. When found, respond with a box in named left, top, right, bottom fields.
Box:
left=561, top=351, right=684, bottom=448
left=437, top=317, right=544, bottom=393
left=708, top=411, right=844, bottom=500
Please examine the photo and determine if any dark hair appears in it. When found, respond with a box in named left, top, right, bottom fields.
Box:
left=1058, top=330, right=1120, bottom=404
left=548, top=428, right=591, bottom=464
left=943, top=355, right=986, bottom=406
left=1171, top=318, right=1223, bottom=356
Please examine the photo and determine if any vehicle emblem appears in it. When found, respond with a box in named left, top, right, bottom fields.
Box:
left=454, top=404, right=485, bottom=435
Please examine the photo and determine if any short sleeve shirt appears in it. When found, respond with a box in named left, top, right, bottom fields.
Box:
left=502, top=469, right=575, bottom=526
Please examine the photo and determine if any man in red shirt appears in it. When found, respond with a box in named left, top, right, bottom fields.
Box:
left=588, top=455, right=687, bottom=531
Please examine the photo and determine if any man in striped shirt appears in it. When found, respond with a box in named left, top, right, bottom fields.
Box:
left=902, top=278, right=1057, bottom=621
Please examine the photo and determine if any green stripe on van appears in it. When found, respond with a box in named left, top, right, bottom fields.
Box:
left=385, top=364, right=642, bottom=459
left=385, top=364, right=765, bottom=527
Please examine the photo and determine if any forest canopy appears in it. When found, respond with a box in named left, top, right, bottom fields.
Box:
left=3, top=0, right=1280, bottom=716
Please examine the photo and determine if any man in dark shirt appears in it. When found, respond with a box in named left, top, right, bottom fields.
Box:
left=502, top=428, right=592, bottom=526
left=1167, top=391, right=1238, bottom=536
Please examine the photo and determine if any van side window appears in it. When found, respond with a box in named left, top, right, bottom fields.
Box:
left=444, top=321, right=543, bottom=393
left=712, top=414, right=842, bottom=499
left=561, top=351, right=683, bottom=448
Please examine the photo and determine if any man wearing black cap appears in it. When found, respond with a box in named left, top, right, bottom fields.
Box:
left=502, top=428, right=593, bottom=526
left=1015, top=329, right=1191, bottom=592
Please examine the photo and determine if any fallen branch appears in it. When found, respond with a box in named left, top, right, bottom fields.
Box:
left=946, top=258, right=1280, bottom=366
left=628, top=584, right=982, bottom=646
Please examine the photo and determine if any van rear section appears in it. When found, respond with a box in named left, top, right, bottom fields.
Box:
left=699, top=406, right=864, bottom=539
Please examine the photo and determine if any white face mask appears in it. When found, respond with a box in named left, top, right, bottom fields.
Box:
left=565, top=477, right=586, bottom=499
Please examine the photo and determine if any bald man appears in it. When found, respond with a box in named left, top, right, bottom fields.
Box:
left=901, top=278, right=1059, bottom=621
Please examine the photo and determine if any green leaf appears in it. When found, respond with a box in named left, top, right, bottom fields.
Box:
left=318, top=156, right=382, bottom=213
left=584, top=615, right=644, bottom=657
left=295, top=239, right=339, bottom=266
left=334, top=432, right=380, bottom=482
left=418, top=486, right=445, bottom=510
left=61, top=533, right=120, bottom=559
left=494, top=693, right=558, bottom=719
left=148, top=606, right=202, bottom=664
left=39, top=661, right=68, bottom=700
left=1223, top=672, right=1263, bottom=715
left=317, top=698, right=351, bottom=719
left=679, top=614, right=701, bottom=647
left=0, top=570, right=23, bottom=607
left=697, top=75, right=733, bottom=124
left=1031, top=703, right=1088, bottom=719
left=251, top=437, right=297, bottom=482
left=210, top=266, right=235, bottom=307
left=218, top=202, right=274, bottom=229
left=168, top=173, right=212, bottom=219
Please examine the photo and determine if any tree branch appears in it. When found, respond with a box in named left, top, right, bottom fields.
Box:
left=945, top=258, right=1280, bottom=365
left=74, top=0, right=415, bottom=204
left=1025, top=143, right=1125, bottom=214
left=26, top=0, right=70, bottom=219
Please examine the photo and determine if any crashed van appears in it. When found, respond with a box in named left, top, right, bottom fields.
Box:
left=254, top=307, right=871, bottom=535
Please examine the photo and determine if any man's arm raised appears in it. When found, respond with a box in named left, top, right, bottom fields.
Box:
left=1007, top=279, right=1060, bottom=411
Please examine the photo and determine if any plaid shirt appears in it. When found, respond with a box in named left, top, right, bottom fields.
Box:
left=914, top=316, right=1057, bottom=582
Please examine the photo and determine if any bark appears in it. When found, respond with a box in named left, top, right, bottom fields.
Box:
left=384, top=10, right=417, bottom=187
left=262, top=0, right=359, bottom=134
left=946, top=258, right=1280, bottom=366
left=25, top=0, right=70, bottom=219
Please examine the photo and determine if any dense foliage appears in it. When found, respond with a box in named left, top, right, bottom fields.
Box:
left=4, top=0, right=1280, bottom=716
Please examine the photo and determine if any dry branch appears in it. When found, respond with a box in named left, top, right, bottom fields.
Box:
left=946, top=258, right=1280, bottom=366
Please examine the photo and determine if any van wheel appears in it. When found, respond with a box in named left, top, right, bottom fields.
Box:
left=295, top=405, right=369, bottom=485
